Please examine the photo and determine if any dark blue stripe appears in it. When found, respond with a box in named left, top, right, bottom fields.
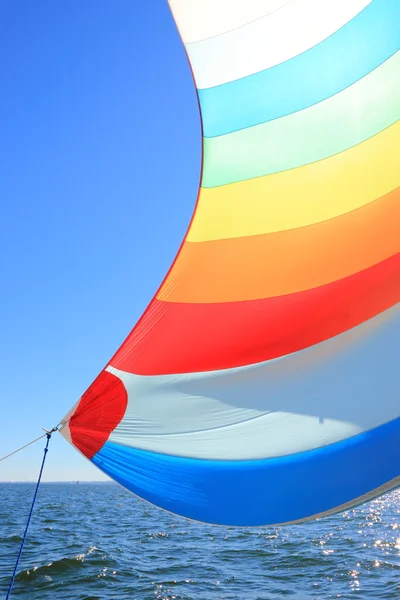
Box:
left=199, top=0, right=400, bottom=137
left=92, top=418, right=400, bottom=526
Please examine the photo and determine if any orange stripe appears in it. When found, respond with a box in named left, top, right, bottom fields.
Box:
left=113, top=255, right=399, bottom=376
left=158, top=187, right=399, bottom=303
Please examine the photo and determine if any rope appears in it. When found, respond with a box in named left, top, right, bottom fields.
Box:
left=5, top=427, right=58, bottom=600
left=0, top=434, right=47, bottom=463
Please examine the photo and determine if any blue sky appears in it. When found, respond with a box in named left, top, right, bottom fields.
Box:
left=0, top=1, right=201, bottom=481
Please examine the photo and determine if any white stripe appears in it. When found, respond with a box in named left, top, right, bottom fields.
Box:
left=185, top=0, right=372, bottom=89
left=168, top=0, right=291, bottom=44
left=107, top=306, right=399, bottom=460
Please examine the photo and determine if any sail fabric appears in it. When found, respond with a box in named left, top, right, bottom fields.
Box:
left=60, top=0, right=400, bottom=526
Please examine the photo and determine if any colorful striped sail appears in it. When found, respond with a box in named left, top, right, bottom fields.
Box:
left=60, top=0, right=400, bottom=526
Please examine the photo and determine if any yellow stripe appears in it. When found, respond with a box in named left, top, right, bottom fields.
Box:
left=187, top=120, right=400, bottom=242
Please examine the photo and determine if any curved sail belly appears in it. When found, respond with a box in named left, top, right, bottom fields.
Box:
left=60, top=0, right=400, bottom=525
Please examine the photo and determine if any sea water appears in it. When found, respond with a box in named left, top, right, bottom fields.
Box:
left=1, top=483, right=399, bottom=599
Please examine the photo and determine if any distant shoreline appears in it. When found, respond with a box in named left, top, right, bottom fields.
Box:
left=0, top=480, right=114, bottom=484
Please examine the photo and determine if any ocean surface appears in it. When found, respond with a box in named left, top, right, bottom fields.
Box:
left=1, top=483, right=400, bottom=599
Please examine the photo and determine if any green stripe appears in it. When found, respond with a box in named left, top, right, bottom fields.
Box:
left=202, top=51, right=400, bottom=188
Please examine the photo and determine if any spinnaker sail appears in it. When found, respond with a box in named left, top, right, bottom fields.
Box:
left=60, top=0, right=400, bottom=526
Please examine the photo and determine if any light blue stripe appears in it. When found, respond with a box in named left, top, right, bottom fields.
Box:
left=92, top=418, right=400, bottom=526
left=199, top=0, right=400, bottom=137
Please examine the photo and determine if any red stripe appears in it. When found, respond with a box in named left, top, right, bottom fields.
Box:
left=69, top=370, right=128, bottom=458
left=110, top=254, right=399, bottom=375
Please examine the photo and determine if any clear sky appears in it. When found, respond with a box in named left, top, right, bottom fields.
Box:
left=0, top=1, right=201, bottom=481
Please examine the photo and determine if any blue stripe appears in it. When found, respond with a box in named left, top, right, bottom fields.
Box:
left=92, top=418, right=400, bottom=526
left=199, top=0, right=400, bottom=137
